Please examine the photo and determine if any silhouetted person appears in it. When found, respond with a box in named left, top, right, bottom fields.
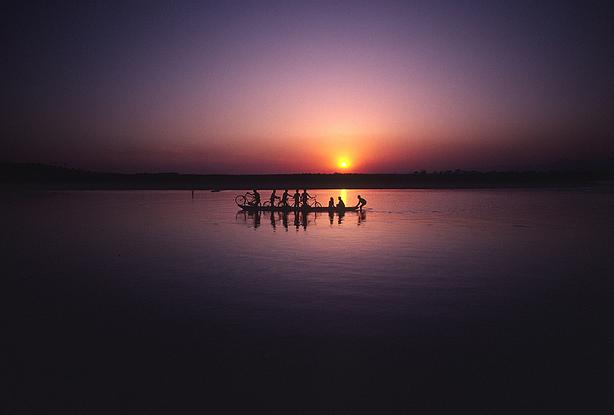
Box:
left=337, top=196, right=345, bottom=209
left=270, top=189, right=280, bottom=207
left=281, top=189, right=290, bottom=207
left=250, top=189, right=261, bottom=206
left=328, top=197, right=335, bottom=209
left=356, top=195, right=367, bottom=211
left=301, top=189, right=311, bottom=207
left=292, top=189, right=300, bottom=208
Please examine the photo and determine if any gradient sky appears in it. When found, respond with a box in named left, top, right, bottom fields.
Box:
left=3, top=1, right=613, bottom=173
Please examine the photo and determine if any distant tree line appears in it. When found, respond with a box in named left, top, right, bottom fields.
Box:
left=1, top=162, right=613, bottom=190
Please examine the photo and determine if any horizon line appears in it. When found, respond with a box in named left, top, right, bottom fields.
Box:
left=2, top=161, right=614, bottom=177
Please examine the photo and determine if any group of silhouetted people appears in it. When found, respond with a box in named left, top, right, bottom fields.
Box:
left=248, top=189, right=367, bottom=211
left=326, top=194, right=367, bottom=210
left=326, top=195, right=366, bottom=210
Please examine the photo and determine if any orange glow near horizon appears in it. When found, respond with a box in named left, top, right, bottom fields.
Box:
left=10, top=2, right=608, bottom=175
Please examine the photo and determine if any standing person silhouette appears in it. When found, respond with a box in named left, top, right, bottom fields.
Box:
left=301, top=189, right=312, bottom=208
left=270, top=189, right=280, bottom=207
left=292, top=189, right=301, bottom=208
left=328, top=197, right=335, bottom=209
left=280, top=189, right=290, bottom=207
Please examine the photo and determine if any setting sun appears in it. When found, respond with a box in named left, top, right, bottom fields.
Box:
left=337, top=158, right=351, bottom=170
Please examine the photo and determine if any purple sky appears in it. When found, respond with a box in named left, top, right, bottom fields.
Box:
left=3, top=1, right=613, bottom=173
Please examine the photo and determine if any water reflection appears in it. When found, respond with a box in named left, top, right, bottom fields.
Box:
left=6, top=190, right=613, bottom=413
left=269, top=211, right=276, bottom=230
left=358, top=209, right=367, bottom=225
left=236, top=210, right=366, bottom=230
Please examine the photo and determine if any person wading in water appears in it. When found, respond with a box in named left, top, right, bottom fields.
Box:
left=356, top=195, right=367, bottom=211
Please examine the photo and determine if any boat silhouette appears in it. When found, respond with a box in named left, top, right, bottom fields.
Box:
left=237, top=204, right=358, bottom=213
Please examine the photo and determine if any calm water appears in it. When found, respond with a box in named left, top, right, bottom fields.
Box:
left=4, top=189, right=613, bottom=413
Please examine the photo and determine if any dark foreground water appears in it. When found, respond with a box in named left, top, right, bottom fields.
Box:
left=3, top=189, right=613, bottom=413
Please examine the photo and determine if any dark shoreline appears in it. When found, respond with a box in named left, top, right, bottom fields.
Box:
left=2, top=162, right=613, bottom=190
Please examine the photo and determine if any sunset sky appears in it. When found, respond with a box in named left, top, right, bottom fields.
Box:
left=3, top=1, right=613, bottom=173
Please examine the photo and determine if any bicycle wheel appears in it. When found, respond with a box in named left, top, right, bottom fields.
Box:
left=235, top=195, right=247, bottom=205
left=314, top=201, right=322, bottom=208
